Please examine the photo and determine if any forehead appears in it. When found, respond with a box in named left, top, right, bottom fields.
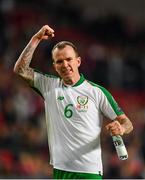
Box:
left=52, top=45, right=76, bottom=59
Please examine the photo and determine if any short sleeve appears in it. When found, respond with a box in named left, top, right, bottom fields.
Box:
left=98, top=87, right=124, bottom=120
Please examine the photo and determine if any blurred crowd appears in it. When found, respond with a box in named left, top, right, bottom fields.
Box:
left=0, top=0, right=145, bottom=178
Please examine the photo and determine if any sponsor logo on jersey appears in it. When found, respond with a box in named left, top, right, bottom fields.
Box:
left=76, top=95, right=88, bottom=112
left=57, top=96, right=64, bottom=100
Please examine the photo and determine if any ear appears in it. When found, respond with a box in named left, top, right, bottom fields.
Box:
left=77, top=57, right=81, bottom=67
left=53, top=62, right=57, bottom=71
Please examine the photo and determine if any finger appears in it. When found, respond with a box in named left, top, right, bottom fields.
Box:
left=51, top=33, right=55, bottom=37
left=106, top=124, right=114, bottom=130
left=45, top=31, right=54, bottom=36
left=43, top=25, right=54, bottom=34
left=43, top=33, right=55, bottom=40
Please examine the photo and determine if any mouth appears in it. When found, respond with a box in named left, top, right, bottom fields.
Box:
left=62, top=69, right=72, bottom=75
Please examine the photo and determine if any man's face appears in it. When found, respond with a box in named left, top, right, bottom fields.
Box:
left=52, top=45, right=81, bottom=82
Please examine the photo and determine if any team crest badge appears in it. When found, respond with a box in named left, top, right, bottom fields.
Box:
left=76, top=96, right=88, bottom=112
left=77, top=96, right=88, bottom=105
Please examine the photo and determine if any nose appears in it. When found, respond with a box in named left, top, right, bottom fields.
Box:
left=62, top=60, right=68, bottom=67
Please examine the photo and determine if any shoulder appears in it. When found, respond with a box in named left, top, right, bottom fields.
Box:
left=34, top=69, right=57, bottom=78
left=86, top=80, right=110, bottom=94
left=86, top=80, right=115, bottom=102
left=34, top=69, right=60, bottom=81
left=33, top=69, right=61, bottom=88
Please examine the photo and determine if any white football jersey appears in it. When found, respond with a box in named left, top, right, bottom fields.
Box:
left=33, top=70, right=124, bottom=175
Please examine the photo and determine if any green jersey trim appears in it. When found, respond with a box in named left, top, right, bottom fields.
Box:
left=73, top=74, right=85, bottom=87
left=53, top=168, right=102, bottom=179
left=88, top=81, right=124, bottom=116
left=63, top=74, right=85, bottom=87
left=31, top=86, right=44, bottom=99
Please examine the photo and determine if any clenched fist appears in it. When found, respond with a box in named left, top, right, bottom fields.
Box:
left=106, top=120, right=125, bottom=136
left=34, top=25, right=55, bottom=40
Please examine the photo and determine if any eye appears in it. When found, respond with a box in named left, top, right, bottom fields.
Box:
left=55, top=60, right=63, bottom=64
left=66, top=58, right=73, bottom=62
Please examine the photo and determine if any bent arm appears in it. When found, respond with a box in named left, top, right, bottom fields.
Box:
left=106, top=114, right=133, bottom=136
left=14, top=37, right=40, bottom=86
left=14, top=25, right=55, bottom=86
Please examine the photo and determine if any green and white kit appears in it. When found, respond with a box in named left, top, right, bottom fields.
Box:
left=33, top=71, right=124, bottom=175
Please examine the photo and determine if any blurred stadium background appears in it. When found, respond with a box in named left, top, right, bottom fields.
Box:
left=0, top=0, right=145, bottom=178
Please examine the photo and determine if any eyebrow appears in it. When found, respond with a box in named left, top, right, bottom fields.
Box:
left=54, top=57, right=73, bottom=63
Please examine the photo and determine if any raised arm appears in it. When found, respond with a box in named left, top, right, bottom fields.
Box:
left=106, top=114, right=133, bottom=136
left=14, top=25, right=54, bottom=86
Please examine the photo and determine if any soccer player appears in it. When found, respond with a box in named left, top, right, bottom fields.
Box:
left=14, top=25, right=133, bottom=179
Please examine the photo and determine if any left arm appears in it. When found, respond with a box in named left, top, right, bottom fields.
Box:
left=106, top=114, right=133, bottom=136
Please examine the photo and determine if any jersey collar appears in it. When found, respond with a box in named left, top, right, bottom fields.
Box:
left=62, top=74, right=85, bottom=87
left=72, top=74, right=85, bottom=87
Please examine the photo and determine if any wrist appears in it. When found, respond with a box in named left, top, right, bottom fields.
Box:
left=31, top=36, right=41, bottom=47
